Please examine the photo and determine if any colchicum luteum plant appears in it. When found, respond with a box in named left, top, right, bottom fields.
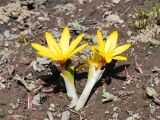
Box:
left=31, top=27, right=88, bottom=108
left=75, top=30, right=131, bottom=110
left=31, top=27, right=131, bottom=110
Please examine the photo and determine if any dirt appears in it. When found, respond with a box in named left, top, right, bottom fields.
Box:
left=0, top=0, right=160, bottom=120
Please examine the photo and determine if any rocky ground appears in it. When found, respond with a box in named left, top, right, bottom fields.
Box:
left=0, top=0, right=160, bottom=120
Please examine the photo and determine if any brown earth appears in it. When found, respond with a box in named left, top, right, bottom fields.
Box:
left=0, top=0, right=160, bottom=120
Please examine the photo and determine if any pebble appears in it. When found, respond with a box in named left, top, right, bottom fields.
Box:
left=32, top=93, right=46, bottom=106
left=112, top=113, right=119, bottom=120
left=44, top=119, right=49, bottom=120
left=105, top=14, right=124, bottom=24
left=3, top=40, right=9, bottom=47
left=105, top=111, right=109, bottom=114
left=112, top=0, right=121, bottom=4
left=0, top=76, right=5, bottom=82
left=0, top=82, right=6, bottom=89
left=3, top=30, right=10, bottom=38
left=47, top=111, right=53, bottom=120
left=38, top=16, right=50, bottom=21
left=8, top=109, right=13, bottom=114
left=3, top=30, right=18, bottom=40
left=36, top=57, right=51, bottom=65
left=0, top=76, right=6, bottom=89
left=0, top=58, right=7, bottom=65
left=0, top=34, right=4, bottom=46
left=0, top=108, right=5, bottom=118
left=125, top=0, right=131, bottom=3
left=61, top=111, right=70, bottom=120
left=154, top=77, right=160, bottom=86
left=127, top=31, right=132, bottom=36
left=48, top=103, right=56, bottom=112
left=31, top=60, right=45, bottom=72
left=19, top=56, right=32, bottom=65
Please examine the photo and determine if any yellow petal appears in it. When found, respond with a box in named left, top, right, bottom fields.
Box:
left=37, top=52, right=58, bottom=60
left=112, top=44, right=131, bottom=56
left=45, top=32, right=61, bottom=55
left=110, top=31, right=118, bottom=51
left=88, top=53, right=102, bottom=68
left=91, top=46, right=105, bottom=58
left=59, top=27, right=70, bottom=54
left=104, top=31, right=118, bottom=53
left=112, top=56, right=127, bottom=61
left=97, top=30, right=104, bottom=50
left=91, top=46, right=97, bottom=53
left=31, top=43, right=56, bottom=59
left=66, top=34, right=84, bottom=56
left=105, top=53, right=112, bottom=63
left=67, top=43, right=88, bottom=59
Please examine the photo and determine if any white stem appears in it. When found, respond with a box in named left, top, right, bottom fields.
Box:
left=61, top=73, right=78, bottom=108
left=75, top=65, right=104, bottom=111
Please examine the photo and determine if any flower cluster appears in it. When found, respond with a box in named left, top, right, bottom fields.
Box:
left=31, top=27, right=131, bottom=110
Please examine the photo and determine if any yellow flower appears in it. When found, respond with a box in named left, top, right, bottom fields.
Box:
left=31, top=27, right=88, bottom=64
left=92, top=30, right=131, bottom=63
left=86, top=53, right=104, bottom=69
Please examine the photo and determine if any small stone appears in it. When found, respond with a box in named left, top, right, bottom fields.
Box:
left=152, top=66, right=160, bottom=73
left=14, top=41, right=21, bottom=48
left=9, top=103, right=19, bottom=109
left=38, top=16, right=50, bottom=21
left=0, top=58, right=7, bottom=65
left=11, top=28, right=17, bottom=32
left=113, top=107, right=118, bottom=112
left=105, top=14, right=124, bottom=24
left=48, top=103, right=56, bottom=112
left=32, top=93, right=46, bottom=106
left=47, top=111, right=53, bottom=120
left=50, top=103, right=55, bottom=109
left=127, top=31, right=132, bottom=36
left=0, top=108, right=5, bottom=118
left=8, top=109, right=13, bottom=114
left=0, top=82, right=6, bottom=89
left=31, top=61, right=45, bottom=72
left=36, top=57, right=51, bottom=65
left=150, top=105, right=155, bottom=114
left=19, top=56, right=32, bottom=65
left=112, top=0, right=121, bottom=4
left=44, top=119, right=49, bottom=120
left=126, top=114, right=141, bottom=120
left=4, top=30, right=10, bottom=38
left=3, top=41, right=9, bottom=47
left=105, top=111, right=109, bottom=114
left=61, top=111, right=70, bottom=120
left=154, top=77, right=160, bottom=86
left=112, top=113, right=119, bottom=120
left=125, top=0, right=131, bottom=3
left=0, top=76, right=5, bottom=83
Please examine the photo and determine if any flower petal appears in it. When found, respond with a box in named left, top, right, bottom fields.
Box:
left=97, top=30, right=104, bottom=51
left=59, top=27, right=70, bottom=54
left=66, top=34, right=84, bottom=56
left=91, top=46, right=97, bottom=53
left=31, top=43, right=56, bottom=59
left=67, top=43, right=88, bottom=59
left=112, top=44, right=131, bottom=56
left=45, top=32, right=61, bottom=55
left=37, top=52, right=59, bottom=60
left=104, top=31, right=118, bottom=53
left=88, top=53, right=102, bottom=68
left=112, top=56, right=127, bottom=61
left=91, top=46, right=105, bottom=58
left=110, top=31, right=118, bottom=51
left=105, top=53, right=112, bottom=63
